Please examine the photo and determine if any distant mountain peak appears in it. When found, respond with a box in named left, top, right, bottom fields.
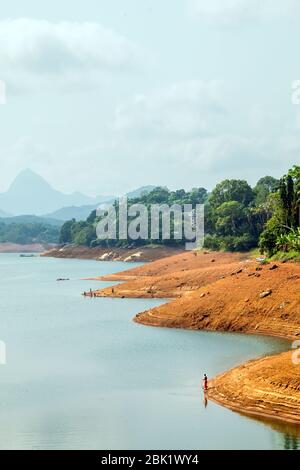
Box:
left=14, top=168, right=44, bottom=180
left=0, top=169, right=156, bottom=218
left=9, top=168, right=52, bottom=190
left=0, top=169, right=110, bottom=216
left=18, top=168, right=39, bottom=177
left=125, top=185, right=158, bottom=199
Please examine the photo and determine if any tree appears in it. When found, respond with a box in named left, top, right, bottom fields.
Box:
left=258, top=167, right=300, bottom=256
left=278, top=172, right=299, bottom=229
left=86, top=209, right=97, bottom=224
left=289, top=166, right=300, bottom=226
left=253, top=176, right=279, bottom=205
left=73, top=225, right=96, bottom=246
left=59, top=219, right=76, bottom=244
left=209, top=179, right=254, bottom=209
left=189, top=187, right=208, bottom=205
left=137, top=187, right=170, bottom=204
left=215, top=201, right=246, bottom=236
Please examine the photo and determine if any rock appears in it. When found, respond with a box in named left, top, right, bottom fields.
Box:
left=254, top=273, right=261, bottom=277
left=256, top=266, right=262, bottom=271
left=231, top=268, right=243, bottom=276
left=280, top=313, right=289, bottom=319
left=244, top=298, right=249, bottom=303
left=260, top=289, right=272, bottom=299
left=199, top=313, right=210, bottom=320
left=211, top=259, right=216, bottom=263
left=200, top=293, right=206, bottom=298
left=269, top=264, right=278, bottom=270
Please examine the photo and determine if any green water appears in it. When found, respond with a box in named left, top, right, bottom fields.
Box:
left=0, top=253, right=298, bottom=450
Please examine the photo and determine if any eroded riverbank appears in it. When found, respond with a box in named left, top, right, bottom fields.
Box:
left=91, top=250, right=300, bottom=425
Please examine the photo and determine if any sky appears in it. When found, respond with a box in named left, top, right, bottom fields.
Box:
left=0, top=0, right=300, bottom=196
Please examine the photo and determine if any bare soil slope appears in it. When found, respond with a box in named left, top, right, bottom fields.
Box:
left=88, top=249, right=300, bottom=425
left=134, top=262, right=300, bottom=340
left=208, top=351, right=300, bottom=424
left=94, top=251, right=247, bottom=297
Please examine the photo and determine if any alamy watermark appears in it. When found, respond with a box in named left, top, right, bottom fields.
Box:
left=0, top=341, right=6, bottom=365
left=0, top=80, right=6, bottom=104
left=96, top=198, right=204, bottom=251
left=291, top=80, right=300, bottom=105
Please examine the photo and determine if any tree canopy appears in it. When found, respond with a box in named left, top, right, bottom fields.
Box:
left=58, top=169, right=300, bottom=257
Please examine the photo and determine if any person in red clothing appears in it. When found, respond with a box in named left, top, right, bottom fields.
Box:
left=203, top=373, right=208, bottom=391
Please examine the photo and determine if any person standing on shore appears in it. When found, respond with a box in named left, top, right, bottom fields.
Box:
left=203, top=374, right=208, bottom=391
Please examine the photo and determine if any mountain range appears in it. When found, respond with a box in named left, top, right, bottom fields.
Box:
left=0, top=169, right=114, bottom=216
left=0, top=170, right=157, bottom=221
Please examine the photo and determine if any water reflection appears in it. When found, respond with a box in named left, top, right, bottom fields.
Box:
left=283, top=434, right=299, bottom=450
left=239, top=413, right=300, bottom=450
left=270, top=421, right=300, bottom=450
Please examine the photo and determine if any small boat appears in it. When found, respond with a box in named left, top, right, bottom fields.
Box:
left=56, top=278, right=70, bottom=281
left=20, top=254, right=35, bottom=258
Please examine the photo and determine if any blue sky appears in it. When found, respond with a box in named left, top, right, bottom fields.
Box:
left=0, top=0, right=300, bottom=195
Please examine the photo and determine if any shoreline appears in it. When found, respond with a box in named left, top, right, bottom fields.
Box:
left=89, top=250, right=300, bottom=426
left=42, top=244, right=184, bottom=263
left=208, top=351, right=300, bottom=425
left=0, top=242, right=55, bottom=253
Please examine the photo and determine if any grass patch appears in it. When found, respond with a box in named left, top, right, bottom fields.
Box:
left=270, top=250, right=300, bottom=263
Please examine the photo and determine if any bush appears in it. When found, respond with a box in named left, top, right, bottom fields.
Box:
left=276, top=228, right=300, bottom=252
left=204, top=235, right=222, bottom=251
left=204, top=234, right=256, bottom=252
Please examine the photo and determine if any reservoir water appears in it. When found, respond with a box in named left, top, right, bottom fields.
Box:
left=0, top=253, right=299, bottom=450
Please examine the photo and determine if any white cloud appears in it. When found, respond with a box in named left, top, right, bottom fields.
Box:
left=109, top=79, right=299, bottom=189
left=1, top=77, right=297, bottom=194
left=190, top=0, right=300, bottom=26
left=0, top=18, right=143, bottom=92
left=114, top=80, right=225, bottom=138
left=100, top=80, right=280, bottom=189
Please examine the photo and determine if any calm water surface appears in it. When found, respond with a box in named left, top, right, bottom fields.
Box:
left=0, top=253, right=299, bottom=450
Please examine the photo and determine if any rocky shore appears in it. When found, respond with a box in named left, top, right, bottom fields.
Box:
left=42, top=244, right=184, bottom=263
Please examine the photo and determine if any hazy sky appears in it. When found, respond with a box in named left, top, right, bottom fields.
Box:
left=1, top=0, right=300, bottom=196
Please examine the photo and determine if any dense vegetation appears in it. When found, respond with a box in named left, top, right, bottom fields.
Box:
left=259, top=166, right=300, bottom=258
left=59, top=166, right=300, bottom=257
left=0, top=221, right=60, bottom=244
left=59, top=187, right=208, bottom=248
